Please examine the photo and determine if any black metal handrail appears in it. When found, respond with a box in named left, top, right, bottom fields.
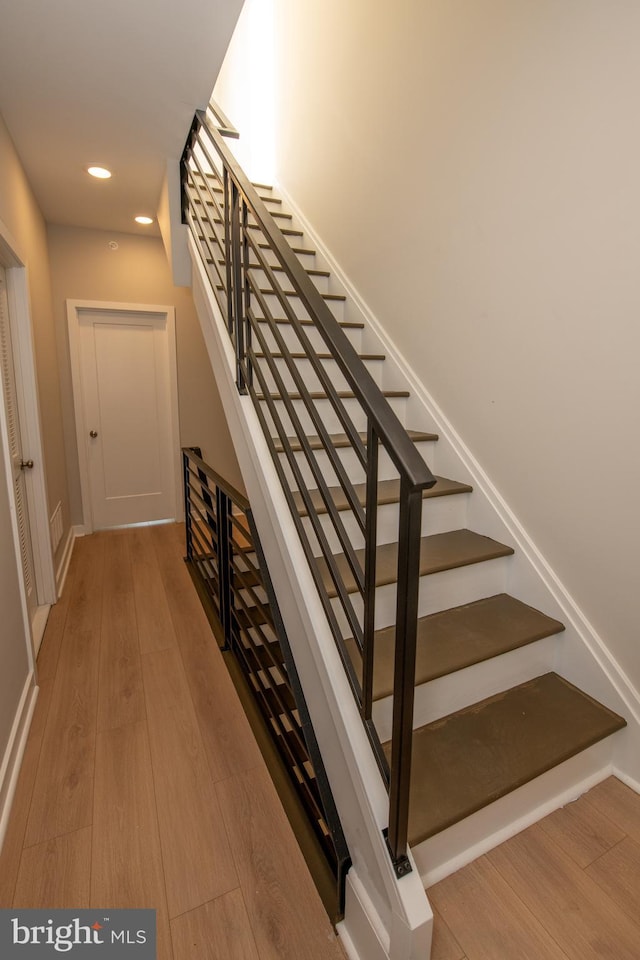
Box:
left=183, top=447, right=350, bottom=911
left=181, top=105, right=436, bottom=876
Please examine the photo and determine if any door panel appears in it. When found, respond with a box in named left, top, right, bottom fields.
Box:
left=78, top=309, right=177, bottom=529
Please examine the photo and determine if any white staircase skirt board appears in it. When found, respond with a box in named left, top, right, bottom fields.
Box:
left=190, top=235, right=431, bottom=960
left=275, top=179, right=640, bottom=782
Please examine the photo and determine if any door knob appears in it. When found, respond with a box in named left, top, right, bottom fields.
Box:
left=20, top=459, right=34, bottom=470
left=89, top=430, right=98, bottom=438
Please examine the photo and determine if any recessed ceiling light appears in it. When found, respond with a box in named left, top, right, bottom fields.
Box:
left=135, top=216, right=154, bottom=225
left=87, top=165, right=112, bottom=179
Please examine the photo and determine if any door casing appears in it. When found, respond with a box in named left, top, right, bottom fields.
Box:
left=0, top=216, right=57, bottom=661
left=67, top=299, right=182, bottom=533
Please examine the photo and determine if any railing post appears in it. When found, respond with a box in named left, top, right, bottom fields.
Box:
left=241, top=197, right=252, bottom=390
left=217, top=486, right=233, bottom=650
left=230, top=182, right=247, bottom=393
left=183, top=451, right=193, bottom=561
left=223, top=168, right=234, bottom=337
left=362, top=421, right=379, bottom=729
left=180, top=115, right=199, bottom=226
left=386, top=477, right=423, bottom=878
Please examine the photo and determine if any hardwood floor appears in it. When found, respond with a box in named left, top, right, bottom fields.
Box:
left=429, top=777, right=640, bottom=959
left=0, top=524, right=343, bottom=960
left=3, top=523, right=640, bottom=960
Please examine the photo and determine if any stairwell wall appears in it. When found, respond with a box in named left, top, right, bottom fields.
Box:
left=215, top=0, right=640, bottom=692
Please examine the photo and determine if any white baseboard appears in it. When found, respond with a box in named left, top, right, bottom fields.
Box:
left=31, top=604, right=51, bottom=658
left=0, top=672, right=38, bottom=855
left=55, top=524, right=82, bottom=596
left=613, top=767, right=640, bottom=795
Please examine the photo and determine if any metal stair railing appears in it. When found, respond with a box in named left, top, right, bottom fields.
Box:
left=181, top=104, right=436, bottom=877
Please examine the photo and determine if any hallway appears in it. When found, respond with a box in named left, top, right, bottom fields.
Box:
left=0, top=524, right=344, bottom=960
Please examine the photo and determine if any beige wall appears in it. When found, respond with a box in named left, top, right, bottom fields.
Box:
left=0, top=113, right=70, bottom=562
left=0, top=112, right=60, bottom=769
left=47, top=224, right=244, bottom=524
left=217, top=1, right=640, bottom=687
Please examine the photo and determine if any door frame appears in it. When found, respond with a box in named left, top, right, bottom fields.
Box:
left=67, top=299, right=182, bottom=534
left=0, top=218, right=57, bottom=647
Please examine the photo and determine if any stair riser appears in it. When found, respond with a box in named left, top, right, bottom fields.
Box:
left=248, top=266, right=330, bottom=296
left=412, top=739, right=617, bottom=888
left=255, top=290, right=345, bottom=324
left=330, top=556, right=511, bottom=633
left=254, top=319, right=362, bottom=355
left=255, top=356, right=383, bottom=394
left=260, top=395, right=407, bottom=436
left=279, top=440, right=437, bottom=487
left=372, top=635, right=558, bottom=740
left=300, top=493, right=469, bottom=553
left=251, top=246, right=317, bottom=270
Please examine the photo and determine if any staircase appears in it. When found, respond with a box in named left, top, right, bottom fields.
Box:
left=181, top=105, right=632, bottom=959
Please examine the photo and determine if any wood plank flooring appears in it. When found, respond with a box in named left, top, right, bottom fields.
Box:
left=429, top=777, right=640, bottom=959
left=3, top=523, right=640, bottom=960
left=0, top=524, right=343, bottom=960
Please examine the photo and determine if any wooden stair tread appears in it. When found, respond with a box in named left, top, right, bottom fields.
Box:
left=255, top=315, right=363, bottom=329
left=248, top=209, right=291, bottom=221
left=347, top=594, right=565, bottom=699
left=226, top=259, right=328, bottom=277
left=250, top=222, right=302, bottom=237
left=203, top=215, right=302, bottom=237
left=254, top=352, right=385, bottom=361
left=195, top=173, right=274, bottom=193
left=294, top=475, right=471, bottom=518
left=256, top=389, right=410, bottom=401
left=320, top=529, right=514, bottom=597
left=252, top=263, right=330, bottom=278
left=273, top=429, right=437, bottom=454
left=211, top=258, right=329, bottom=279
left=257, top=287, right=346, bottom=302
left=258, top=241, right=316, bottom=256
left=388, top=672, right=626, bottom=845
left=217, top=280, right=345, bottom=302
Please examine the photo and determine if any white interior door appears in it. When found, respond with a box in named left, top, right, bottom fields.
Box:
left=0, top=267, right=37, bottom=623
left=75, top=307, right=179, bottom=530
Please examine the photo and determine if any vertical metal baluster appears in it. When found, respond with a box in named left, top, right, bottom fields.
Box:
left=386, top=477, right=423, bottom=877
left=241, top=197, right=252, bottom=389
left=183, top=451, right=193, bottom=562
left=228, top=501, right=237, bottom=650
left=223, top=167, right=234, bottom=336
left=230, top=182, right=246, bottom=393
left=362, top=420, right=379, bottom=728
left=217, top=486, right=232, bottom=650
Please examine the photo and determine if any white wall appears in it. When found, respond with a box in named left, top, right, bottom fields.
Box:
left=215, top=0, right=640, bottom=688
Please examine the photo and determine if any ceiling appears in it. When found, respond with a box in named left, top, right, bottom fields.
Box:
left=0, top=0, right=244, bottom=236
